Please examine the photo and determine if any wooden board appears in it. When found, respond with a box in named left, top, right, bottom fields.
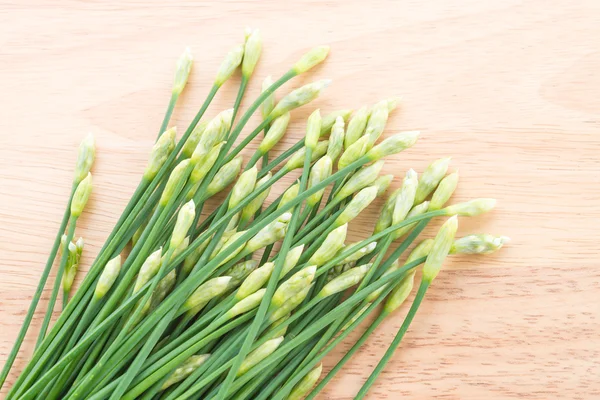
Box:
left=1, top=0, right=599, bottom=398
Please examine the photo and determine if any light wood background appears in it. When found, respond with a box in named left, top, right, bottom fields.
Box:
left=1, top=0, right=599, bottom=398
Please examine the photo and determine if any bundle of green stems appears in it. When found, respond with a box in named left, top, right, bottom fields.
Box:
left=0, top=29, right=508, bottom=400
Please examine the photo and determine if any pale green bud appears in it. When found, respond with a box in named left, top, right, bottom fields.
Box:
left=307, top=155, right=333, bottom=206
left=259, top=113, right=290, bottom=154
left=373, top=174, right=393, bottom=197
left=414, top=157, right=452, bottom=204
left=194, top=109, right=234, bottom=159
left=134, top=248, right=163, bottom=293
left=272, top=265, right=316, bottom=307
left=305, top=109, right=322, bottom=151
left=392, top=169, right=418, bottom=225
left=236, top=262, right=274, bottom=300
left=335, top=160, right=384, bottom=201
left=344, top=106, right=370, bottom=149
left=160, top=159, right=191, bottom=206
left=226, top=288, right=266, bottom=319
left=384, top=270, right=416, bottom=313
left=334, top=186, right=378, bottom=226
left=365, top=260, right=399, bottom=302
left=374, top=188, right=400, bottom=234
left=263, top=314, right=289, bottom=341
left=318, top=263, right=371, bottom=298
left=95, top=255, right=121, bottom=299
left=212, top=230, right=247, bottom=266
left=215, top=44, right=244, bottom=86
left=161, top=354, right=210, bottom=390
left=62, top=261, right=78, bottom=295
left=144, top=127, right=177, bottom=181
left=282, top=244, right=305, bottom=276
left=170, top=237, right=189, bottom=261
left=182, top=120, right=208, bottom=158
left=444, top=198, right=497, bottom=217
left=229, top=166, right=258, bottom=210
left=284, top=140, right=329, bottom=170
left=74, top=133, right=96, bottom=184
left=60, top=234, right=68, bottom=256
left=225, top=260, right=259, bottom=289
left=75, top=237, right=84, bottom=254
left=242, top=28, right=262, bottom=77
left=392, top=201, right=430, bottom=240
left=423, top=216, right=458, bottom=282
left=182, top=276, right=232, bottom=312
left=309, top=224, right=348, bottom=266
left=292, top=45, right=330, bottom=74
left=241, top=172, right=272, bottom=222
left=321, top=109, right=352, bottom=136
left=366, top=131, right=420, bottom=161
left=206, top=156, right=243, bottom=197
left=386, top=97, right=401, bottom=112
left=365, top=100, right=390, bottom=147
left=71, top=173, right=93, bottom=217
left=429, top=171, right=459, bottom=211
left=269, top=284, right=312, bottom=322
left=288, top=363, right=323, bottom=400
left=245, top=212, right=292, bottom=253
left=338, top=135, right=369, bottom=170
left=270, top=80, right=331, bottom=119
left=261, top=76, right=276, bottom=121
left=237, top=336, right=284, bottom=376
left=340, top=241, right=377, bottom=264
left=182, top=238, right=210, bottom=276
left=170, top=200, right=195, bottom=249
left=326, top=116, right=345, bottom=161
left=147, top=270, right=177, bottom=313
left=407, top=238, right=434, bottom=264
left=450, top=234, right=510, bottom=255
left=172, top=47, right=193, bottom=95
left=189, top=141, right=226, bottom=189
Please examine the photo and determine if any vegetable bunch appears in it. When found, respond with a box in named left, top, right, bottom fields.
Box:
left=0, top=29, right=508, bottom=400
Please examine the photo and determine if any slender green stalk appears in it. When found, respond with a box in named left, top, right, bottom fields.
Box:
left=158, top=93, right=179, bottom=140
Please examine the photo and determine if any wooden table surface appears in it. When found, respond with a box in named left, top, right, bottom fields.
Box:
left=1, top=1, right=599, bottom=398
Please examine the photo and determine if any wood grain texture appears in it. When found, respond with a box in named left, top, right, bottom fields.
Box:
left=1, top=0, right=599, bottom=398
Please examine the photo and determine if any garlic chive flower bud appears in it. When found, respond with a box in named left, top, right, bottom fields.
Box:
left=429, top=170, right=459, bottom=210
left=134, top=248, right=163, bottom=293
left=309, top=224, right=348, bottom=266
left=414, top=157, right=451, bottom=204
left=283, top=244, right=305, bottom=276
left=225, top=260, right=259, bottom=289
left=71, top=173, right=93, bottom=217
left=321, top=109, right=352, bottom=136
left=384, top=270, right=416, bottom=313
left=182, top=121, right=208, bottom=158
left=365, top=100, right=390, bottom=147
left=182, top=239, right=209, bottom=276
left=365, top=260, right=399, bottom=303
left=307, top=155, right=333, bottom=206
left=261, top=76, right=276, bottom=120
left=160, top=159, right=191, bottom=206
left=292, top=45, right=330, bottom=74
left=305, top=109, right=322, bottom=151
left=229, top=166, right=258, bottom=210
left=259, top=113, right=290, bottom=154
left=444, top=198, right=497, bottom=217
left=393, top=201, right=430, bottom=239
left=373, top=174, right=393, bottom=197
left=144, top=127, right=177, bottom=181
left=147, top=270, right=177, bottom=313
left=335, top=160, right=384, bottom=201
left=237, top=337, right=284, bottom=376
left=450, top=234, right=510, bottom=255
left=170, top=200, right=195, bottom=249
left=94, top=255, right=121, bottom=299
left=245, top=212, right=291, bottom=253
left=269, top=80, right=332, bottom=119
left=215, top=44, right=244, bottom=86
left=278, top=182, right=300, bottom=210
left=194, top=109, right=234, bottom=159
left=241, top=172, right=272, bottom=222
left=236, top=262, right=274, bottom=300
left=272, top=266, right=317, bottom=307
left=386, top=97, right=401, bottom=112
left=189, top=141, right=226, bottom=190
left=227, top=288, right=266, bottom=319
left=338, top=135, right=370, bottom=170
left=182, top=276, right=232, bottom=312
left=334, top=185, right=378, bottom=226
left=75, top=237, right=84, bottom=253
left=263, top=315, right=289, bottom=340
left=340, top=242, right=377, bottom=264
left=285, top=140, right=329, bottom=170
left=161, top=354, right=210, bottom=390
left=242, top=28, right=262, bottom=78
left=74, top=133, right=96, bottom=184
left=206, top=156, right=243, bottom=197
left=269, top=284, right=312, bottom=322
left=288, top=363, right=323, bottom=400
left=392, top=169, right=418, bottom=225
left=344, top=106, right=370, bottom=149
left=326, top=116, right=345, bottom=161
left=423, top=216, right=458, bottom=282
left=318, top=263, right=371, bottom=298
left=374, top=188, right=400, bottom=234
left=366, top=131, right=420, bottom=161
left=172, top=47, right=193, bottom=95
left=213, top=231, right=247, bottom=266
left=407, top=238, right=435, bottom=264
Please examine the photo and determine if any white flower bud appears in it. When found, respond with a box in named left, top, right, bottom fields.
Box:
left=423, top=216, right=458, bottom=282
left=366, top=131, right=420, bottom=161
left=242, top=28, right=262, bottom=77
left=269, top=80, right=331, bottom=119
left=170, top=200, right=195, bottom=249
left=71, top=173, right=93, bottom=217
left=74, top=133, right=96, bottom=184
left=292, top=45, right=330, bottom=74
left=215, top=44, right=244, bottom=86
left=144, top=127, right=176, bottom=181
left=172, top=47, right=193, bottom=95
